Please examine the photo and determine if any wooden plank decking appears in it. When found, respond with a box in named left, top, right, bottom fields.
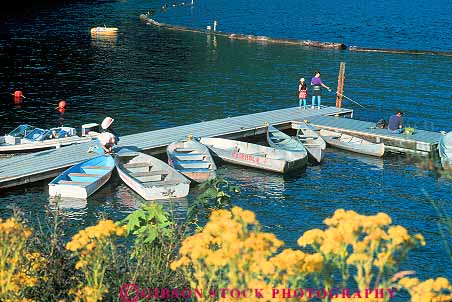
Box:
left=0, top=106, right=443, bottom=190
left=303, top=115, right=442, bottom=154
left=0, top=106, right=352, bottom=189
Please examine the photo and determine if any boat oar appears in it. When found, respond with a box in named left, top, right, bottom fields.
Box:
left=335, top=92, right=368, bottom=109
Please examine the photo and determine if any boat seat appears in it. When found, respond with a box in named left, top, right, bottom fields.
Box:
left=83, top=165, right=111, bottom=170
left=179, top=167, right=211, bottom=172
left=175, top=148, right=196, bottom=153
left=131, top=170, right=168, bottom=177
left=174, top=159, right=208, bottom=164
left=123, top=162, right=152, bottom=168
left=350, top=137, right=363, bottom=143
left=175, top=152, right=203, bottom=156
left=298, top=135, right=317, bottom=139
left=142, top=179, right=182, bottom=187
left=68, top=173, right=102, bottom=177
left=58, top=180, right=89, bottom=186
left=174, top=153, right=205, bottom=160
left=339, top=136, right=353, bottom=143
left=116, top=151, right=140, bottom=157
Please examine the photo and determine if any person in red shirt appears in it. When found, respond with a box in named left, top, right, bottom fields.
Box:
left=298, top=78, right=307, bottom=109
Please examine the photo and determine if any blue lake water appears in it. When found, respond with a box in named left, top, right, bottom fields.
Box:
left=0, top=0, right=451, bottom=289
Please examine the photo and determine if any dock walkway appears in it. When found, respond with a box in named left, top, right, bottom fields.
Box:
left=304, top=115, right=441, bottom=154
left=0, top=106, right=443, bottom=189
left=0, top=106, right=351, bottom=189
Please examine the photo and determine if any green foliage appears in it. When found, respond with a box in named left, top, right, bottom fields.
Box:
left=120, top=203, right=188, bottom=294
left=187, top=178, right=240, bottom=228
left=121, top=203, right=174, bottom=257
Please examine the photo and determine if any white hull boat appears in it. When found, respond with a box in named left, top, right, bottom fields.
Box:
left=115, top=150, right=190, bottom=200
left=48, top=155, right=114, bottom=199
left=199, top=137, right=307, bottom=174
left=439, top=131, right=452, bottom=169
left=319, top=129, right=385, bottom=157
left=0, top=124, right=99, bottom=153
left=293, top=122, right=326, bottom=164
left=167, top=138, right=217, bottom=183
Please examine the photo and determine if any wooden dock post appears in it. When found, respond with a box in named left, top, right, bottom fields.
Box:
left=336, top=62, right=346, bottom=108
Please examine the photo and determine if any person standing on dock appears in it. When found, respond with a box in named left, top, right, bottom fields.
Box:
left=298, top=78, right=307, bottom=109
left=310, top=71, right=331, bottom=109
left=388, top=111, right=404, bottom=134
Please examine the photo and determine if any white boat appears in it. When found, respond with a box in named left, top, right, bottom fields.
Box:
left=439, top=131, right=452, bottom=169
left=115, top=149, right=190, bottom=200
left=293, top=122, right=326, bottom=163
left=167, top=138, right=217, bottom=183
left=319, top=129, right=385, bottom=157
left=48, top=155, right=114, bottom=199
left=0, top=124, right=99, bottom=153
left=199, top=137, right=307, bottom=174
left=90, top=27, right=118, bottom=35
left=266, top=124, right=310, bottom=164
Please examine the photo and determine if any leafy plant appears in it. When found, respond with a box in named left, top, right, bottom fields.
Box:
left=121, top=203, right=174, bottom=252
left=119, top=203, right=188, bottom=293
left=187, top=178, right=240, bottom=228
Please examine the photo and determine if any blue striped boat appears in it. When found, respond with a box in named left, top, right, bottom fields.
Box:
left=48, top=155, right=114, bottom=199
left=167, top=137, right=217, bottom=183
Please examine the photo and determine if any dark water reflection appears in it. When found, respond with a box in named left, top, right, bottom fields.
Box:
left=0, top=0, right=451, bottom=285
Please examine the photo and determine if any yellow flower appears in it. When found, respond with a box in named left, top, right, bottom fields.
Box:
left=297, top=228, right=324, bottom=246
left=399, top=277, right=420, bottom=289
left=241, top=210, right=256, bottom=224
left=388, top=225, right=409, bottom=245
left=433, top=277, right=451, bottom=291
left=347, top=253, right=371, bottom=265
left=303, top=253, right=323, bottom=272
left=414, top=233, right=426, bottom=246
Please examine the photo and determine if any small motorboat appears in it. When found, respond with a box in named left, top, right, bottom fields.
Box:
left=293, top=122, right=326, bottom=164
left=48, top=155, right=114, bottom=199
left=319, top=129, right=385, bottom=157
left=266, top=124, right=316, bottom=164
left=115, top=149, right=190, bottom=200
left=0, top=124, right=99, bottom=153
left=167, top=137, right=217, bottom=183
left=90, top=26, right=119, bottom=35
left=199, top=137, right=307, bottom=174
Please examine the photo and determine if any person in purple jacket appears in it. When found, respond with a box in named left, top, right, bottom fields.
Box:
left=310, top=71, right=331, bottom=109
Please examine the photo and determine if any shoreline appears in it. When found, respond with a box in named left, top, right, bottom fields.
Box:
left=140, top=14, right=452, bottom=57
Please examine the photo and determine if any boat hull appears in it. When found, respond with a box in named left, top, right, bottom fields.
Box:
left=293, top=123, right=326, bottom=164
left=0, top=136, right=93, bottom=153
left=439, top=132, right=452, bottom=169
left=167, top=140, right=217, bottom=183
left=115, top=150, right=190, bottom=200
left=48, top=155, right=114, bottom=199
left=320, top=129, right=385, bottom=157
left=90, top=27, right=118, bottom=35
left=200, top=137, right=307, bottom=174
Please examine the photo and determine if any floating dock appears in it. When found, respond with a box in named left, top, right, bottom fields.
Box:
left=0, top=105, right=442, bottom=189
left=300, top=115, right=442, bottom=155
